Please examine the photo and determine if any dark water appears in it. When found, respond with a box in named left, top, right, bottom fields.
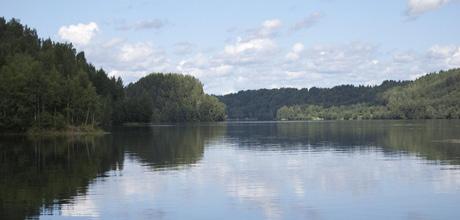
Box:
left=1, top=120, right=460, bottom=220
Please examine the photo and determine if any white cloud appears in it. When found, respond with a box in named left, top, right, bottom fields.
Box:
left=292, top=43, right=305, bottom=53
left=249, top=19, right=283, bottom=39
left=81, top=37, right=171, bottom=82
left=212, top=64, right=234, bottom=76
left=56, top=18, right=460, bottom=95
left=220, top=19, right=282, bottom=67
left=286, top=43, right=304, bottom=61
left=58, top=22, right=99, bottom=46
left=428, top=44, right=457, bottom=58
left=427, top=45, right=460, bottom=67
left=302, top=42, right=378, bottom=74
left=176, top=53, right=210, bottom=77
left=224, top=38, right=276, bottom=56
left=286, top=71, right=305, bottom=79
left=452, top=49, right=460, bottom=66
left=406, top=0, right=450, bottom=16
left=262, top=19, right=282, bottom=30
left=118, top=42, right=154, bottom=62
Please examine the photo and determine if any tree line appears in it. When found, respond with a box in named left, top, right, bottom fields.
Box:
left=218, top=80, right=408, bottom=120
left=277, top=69, right=460, bottom=120
left=0, top=18, right=225, bottom=133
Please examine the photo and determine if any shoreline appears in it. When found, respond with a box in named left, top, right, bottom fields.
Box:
left=0, top=126, right=109, bottom=137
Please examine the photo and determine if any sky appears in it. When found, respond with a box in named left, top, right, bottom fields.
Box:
left=1, top=0, right=460, bottom=95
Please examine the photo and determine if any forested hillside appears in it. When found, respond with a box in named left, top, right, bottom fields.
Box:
left=383, top=69, right=460, bottom=119
left=115, top=73, right=226, bottom=123
left=218, top=80, right=407, bottom=120
left=277, top=69, right=460, bottom=120
left=0, top=18, right=225, bottom=133
left=0, top=18, right=124, bottom=132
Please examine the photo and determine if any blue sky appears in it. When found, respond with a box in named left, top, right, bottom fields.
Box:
left=1, top=0, right=460, bottom=94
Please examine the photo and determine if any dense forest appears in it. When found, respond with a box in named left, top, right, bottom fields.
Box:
left=0, top=18, right=124, bottom=132
left=0, top=18, right=225, bottom=133
left=277, top=104, right=390, bottom=120
left=276, top=69, right=460, bottom=120
left=218, top=80, right=407, bottom=120
left=382, top=69, right=460, bottom=119
left=115, top=73, right=225, bottom=123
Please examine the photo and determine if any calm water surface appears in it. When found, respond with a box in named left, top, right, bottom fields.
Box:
left=1, top=120, right=460, bottom=220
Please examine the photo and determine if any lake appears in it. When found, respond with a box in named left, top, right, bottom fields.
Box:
left=1, top=120, right=460, bottom=220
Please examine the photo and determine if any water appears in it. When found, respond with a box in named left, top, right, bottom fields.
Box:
left=1, top=120, right=460, bottom=220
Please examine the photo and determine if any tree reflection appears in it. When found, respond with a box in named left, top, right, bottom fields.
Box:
left=1, top=121, right=458, bottom=219
left=0, top=124, right=226, bottom=219
left=112, top=124, right=226, bottom=169
left=225, top=120, right=460, bottom=165
left=0, top=135, right=123, bottom=220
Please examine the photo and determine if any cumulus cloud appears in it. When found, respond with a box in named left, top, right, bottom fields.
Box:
left=406, top=0, right=451, bottom=17
left=58, top=22, right=99, bottom=46
left=290, top=12, right=322, bottom=31
left=116, top=19, right=168, bottom=31
left=286, top=43, right=305, bottom=61
left=220, top=19, right=282, bottom=66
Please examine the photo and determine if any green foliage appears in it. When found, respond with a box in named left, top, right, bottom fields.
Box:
left=199, top=95, right=226, bottom=121
left=219, top=81, right=407, bottom=120
left=119, top=73, right=226, bottom=123
left=0, top=18, right=124, bottom=132
left=276, top=69, right=460, bottom=120
left=0, top=18, right=225, bottom=131
left=383, top=69, right=460, bottom=119
left=277, top=104, right=391, bottom=120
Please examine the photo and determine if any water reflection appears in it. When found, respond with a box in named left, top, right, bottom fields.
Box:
left=0, top=124, right=225, bottom=220
left=0, top=136, right=123, bottom=220
left=112, top=124, right=226, bottom=169
left=212, top=121, right=460, bottom=219
left=226, top=120, right=460, bottom=165
left=0, top=121, right=459, bottom=219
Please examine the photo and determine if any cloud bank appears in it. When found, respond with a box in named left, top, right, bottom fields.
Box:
left=58, top=17, right=460, bottom=95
